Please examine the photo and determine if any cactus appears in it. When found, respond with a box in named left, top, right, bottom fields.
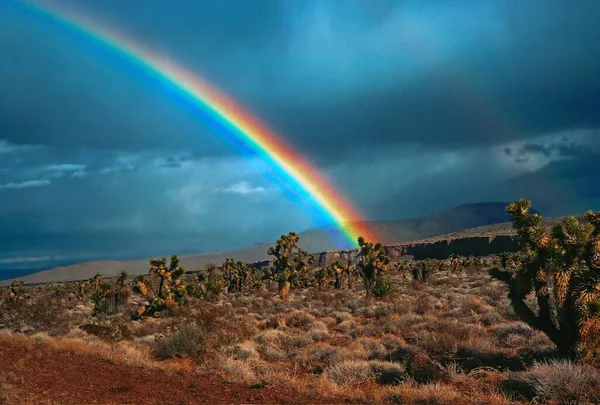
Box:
left=489, top=199, right=600, bottom=360
left=448, top=254, right=462, bottom=273
left=135, top=255, right=188, bottom=318
left=344, top=259, right=355, bottom=289
left=324, top=260, right=355, bottom=289
left=495, top=252, right=523, bottom=270
left=331, top=261, right=345, bottom=289
left=77, top=281, right=87, bottom=299
left=412, top=260, right=431, bottom=282
left=395, top=261, right=414, bottom=279
left=356, top=236, right=390, bottom=299
left=292, top=249, right=316, bottom=288
left=266, top=232, right=312, bottom=300
left=195, top=263, right=225, bottom=303
left=109, top=271, right=130, bottom=313
left=315, top=266, right=334, bottom=289
left=7, top=280, right=26, bottom=305
left=87, top=274, right=113, bottom=315
left=222, top=258, right=253, bottom=293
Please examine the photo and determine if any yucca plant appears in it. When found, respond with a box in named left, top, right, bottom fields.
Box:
left=344, top=259, right=355, bottom=289
left=449, top=254, right=463, bottom=273
left=104, top=271, right=130, bottom=314
left=135, top=255, right=188, bottom=318
left=77, top=280, right=87, bottom=299
left=331, top=261, right=346, bottom=289
left=315, top=266, right=334, bottom=289
left=193, top=263, right=225, bottom=303
left=266, top=232, right=312, bottom=300
left=87, top=274, right=113, bottom=315
left=7, top=280, right=26, bottom=305
left=222, top=258, right=252, bottom=293
left=372, top=276, right=395, bottom=298
left=356, top=236, right=390, bottom=299
left=490, top=199, right=600, bottom=360
left=292, top=249, right=316, bottom=288
left=412, top=260, right=431, bottom=282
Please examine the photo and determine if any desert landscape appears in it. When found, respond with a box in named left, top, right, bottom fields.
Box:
left=2, top=1, right=600, bottom=404
left=1, top=200, right=599, bottom=405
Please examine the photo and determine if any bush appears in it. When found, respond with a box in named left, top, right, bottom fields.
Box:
left=154, top=323, right=209, bottom=360
left=372, top=277, right=396, bottom=298
left=501, top=360, right=600, bottom=403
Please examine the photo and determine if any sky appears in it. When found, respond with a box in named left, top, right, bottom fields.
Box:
left=1, top=0, right=600, bottom=269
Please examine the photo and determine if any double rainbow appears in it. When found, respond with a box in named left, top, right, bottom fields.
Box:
left=11, top=0, right=379, bottom=247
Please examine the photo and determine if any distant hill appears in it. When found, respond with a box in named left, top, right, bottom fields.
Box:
left=4, top=201, right=529, bottom=285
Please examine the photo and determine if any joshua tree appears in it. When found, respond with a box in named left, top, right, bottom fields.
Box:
left=77, top=280, right=87, bottom=299
left=356, top=236, right=390, bottom=299
left=193, top=263, right=226, bottom=303
left=222, top=258, right=252, bottom=293
left=7, top=280, right=26, bottom=305
left=412, top=260, right=431, bottom=282
left=449, top=254, right=462, bottom=273
left=330, top=261, right=346, bottom=289
left=105, top=271, right=130, bottom=314
left=267, top=232, right=312, bottom=300
left=315, top=266, right=333, bottom=289
left=344, top=259, right=355, bottom=289
left=135, top=255, right=188, bottom=318
left=490, top=199, right=600, bottom=360
left=291, top=249, right=316, bottom=288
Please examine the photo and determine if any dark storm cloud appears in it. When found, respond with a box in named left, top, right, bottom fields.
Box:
left=507, top=138, right=597, bottom=164
left=2, top=0, right=599, bottom=164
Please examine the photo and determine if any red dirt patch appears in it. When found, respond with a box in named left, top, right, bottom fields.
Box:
left=0, top=336, right=305, bottom=404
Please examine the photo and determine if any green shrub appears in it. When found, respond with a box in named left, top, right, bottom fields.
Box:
left=155, top=323, right=210, bottom=360
left=373, top=277, right=396, bottom=298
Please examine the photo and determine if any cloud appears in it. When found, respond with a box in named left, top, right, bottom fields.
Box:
left=43, top=163, right=88, bottom=179
left=0, top=179, right=51, bottom=190
left=506, top=131, right=599, bottom=164
left=219, top=181, right=268, bottom=195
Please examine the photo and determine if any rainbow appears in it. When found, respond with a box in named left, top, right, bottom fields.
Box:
left=10, top=0, right=380, bottom=247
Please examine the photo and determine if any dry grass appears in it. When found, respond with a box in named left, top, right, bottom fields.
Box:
left=2, top=260, right=599, bottom=404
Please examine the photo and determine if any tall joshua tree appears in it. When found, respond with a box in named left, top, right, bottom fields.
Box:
left=490, top=199, right=600, bottom=359
left=267, top=232, right=312, bottom=300
left=356, top=236, right=390, bottom=299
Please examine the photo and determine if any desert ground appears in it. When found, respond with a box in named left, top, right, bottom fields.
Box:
left=2, top=247, right=599, bottom=405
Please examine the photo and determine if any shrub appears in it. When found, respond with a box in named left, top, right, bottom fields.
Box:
left=154, top=323, right=210, bottom=360
left=412, top=260, right=431, bottom=282
left=501, top=360, right=600, bottom=403
left=372, top=277, right=396, bottom=298
left=324, top=360, right=374, bottom=385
